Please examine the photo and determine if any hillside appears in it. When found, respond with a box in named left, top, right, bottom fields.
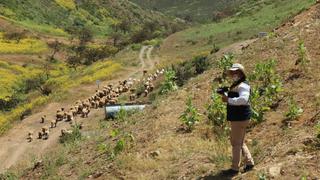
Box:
left=130, top=0, right=244, bottom=23
left=0, top=0, right=320, bottom=179
left=0, top=0, right=186, bottom=134
left=157, top=0, right=315, bottom=65
left=0, top=0, right=181, bottom=37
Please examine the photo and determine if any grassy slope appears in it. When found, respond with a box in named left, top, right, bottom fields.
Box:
left=158, top=0, right=315, bottom=65
left=131, top=0, right=244, bottom=22
left=181, top=0, right=314, bottom=41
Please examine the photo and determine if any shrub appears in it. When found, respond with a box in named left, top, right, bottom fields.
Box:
left=206, top=89, right=228, bottom=136
left=296, top=41, right=309, bottom=70
left=82, top=45, right=118, bottom=65
left=180, top=96, right=201, bottom=131
left=248, top=59, right=277, bottom=87
left=284, top=98, right=303, bottom=121
left=108, top=130, right=135, bottom=159
left=59, top=124, right=82, bottom=144
left=142, top=38, right=163, bottom=47
left=131, top=43, right=142, bottom=51
left=114, top=139, right=125, bottom=155
left=160, top=69, right=178, bottom=94
left=0, top=171, right=18, bottom=180
left=216, top=53, right=234, bottom=79
left=97, top=143, right=111, bottom=154
left=174, top=61, right=194, bottom=86
left=115, top=107, right=128, bottom=122
left=248, top=59, right=283, bottom=124
left=173, top=54, right=210, bottom=86
left=194, top=55, right=210, bottom=74
left=210, top=44, right=220, bottom=54
left=250, top=87, right=270, bottom=124
left=2, top=31, right=27, bottom=43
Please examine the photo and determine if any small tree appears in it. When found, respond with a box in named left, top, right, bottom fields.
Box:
left=180, top=96, right=201, bottom=132
left=206, top=90, right=227, bottom=135
left=110, top=31, right=123, bottom=47
left=160, top=69, right=178, bottom=94
left=285, top=98, right=303, bottom=121
left=3, top=30, right=27, bottom=43
left=77, top=28, right=93, bottom=46
left=217, top=53, right=234, bottom=79
left=47, top=40, right=62, bottom=62
left=67, top=55, right=81, bottom=70
left=295, top=41, right=309, bottom=70
left=118, top=19, right=131, bottom=34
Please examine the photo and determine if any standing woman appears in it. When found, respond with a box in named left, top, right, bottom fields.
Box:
left=220, top=63, right=255, bottom=176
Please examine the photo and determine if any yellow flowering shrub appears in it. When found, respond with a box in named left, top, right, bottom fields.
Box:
left=0, top=33, right=48, bottom=54
left=0, top=60, right=42, bottom=99
left=55, top=0, right=76, bottom=10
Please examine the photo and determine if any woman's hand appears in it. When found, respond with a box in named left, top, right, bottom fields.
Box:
left=222, top=95, right=228, bottom=103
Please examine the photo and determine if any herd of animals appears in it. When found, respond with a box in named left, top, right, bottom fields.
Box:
left=26, top=69, right=165, bottom=142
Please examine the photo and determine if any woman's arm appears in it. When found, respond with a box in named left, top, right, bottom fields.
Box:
left=228, top=83, right=250, bottom=105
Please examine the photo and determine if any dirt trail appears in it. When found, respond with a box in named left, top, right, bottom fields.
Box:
left=0, top=46, right=155, bottom=173
left=139, top=45, right=155, bottom=71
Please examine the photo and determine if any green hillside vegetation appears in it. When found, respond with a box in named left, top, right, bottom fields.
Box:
left=161, top=0, right=315, bottom=62
left=182, top=0, right=314, bottom=42
left=0, top=0, right=182, bottom=38
left=131, top=0, right=244, bottom=22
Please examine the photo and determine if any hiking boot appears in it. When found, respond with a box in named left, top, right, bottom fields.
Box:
left=221, top=169, right=239, bottom=176
left=241, top=164, right=254, bottom=173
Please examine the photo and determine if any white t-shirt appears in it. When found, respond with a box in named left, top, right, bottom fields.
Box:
left=227, top=82, right=250, bottom=106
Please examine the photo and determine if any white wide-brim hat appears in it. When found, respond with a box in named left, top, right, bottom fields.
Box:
left=227, top=63, right=246, bottom=76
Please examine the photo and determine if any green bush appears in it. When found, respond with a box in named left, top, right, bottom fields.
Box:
left=248, top=59, right=277, bottom=87
left=160, top=69, right=178, bottom=94
left=284, top=98, right=303, bottom=121
left=173, top=54, right=210, bottom=86
left=250, top=87, right=270, bottom=124
left=296, top=41, right=309, bottom=69
left=114, top=138, right=125, bottom=155
left=180, top=96, right=201, bottom=131
left=115, top=107, right=128, bottom=122
left=248, top=59, right=283, bottom=124
left=216, top=53, right=234, bottom=79
left=206, top=89, right=228, bottom=136
left=131, top=43, right=142, bottom=51
left=108, top=130, right=135, bottom=159
left=0, top=171, right=18, bottom=180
